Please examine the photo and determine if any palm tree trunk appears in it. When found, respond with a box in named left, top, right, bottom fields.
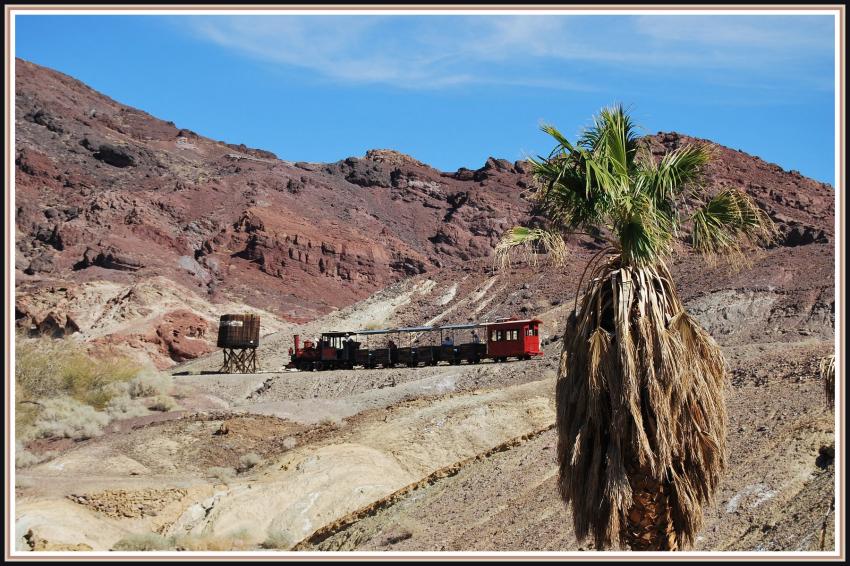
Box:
left=621, top=465, right=679, bottom=551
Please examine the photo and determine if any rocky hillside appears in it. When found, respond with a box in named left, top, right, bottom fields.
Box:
left=13, top=58, right=835, bottom=367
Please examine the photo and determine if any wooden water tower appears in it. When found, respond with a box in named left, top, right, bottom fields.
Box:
left=217, top=314, right=260, bottom=373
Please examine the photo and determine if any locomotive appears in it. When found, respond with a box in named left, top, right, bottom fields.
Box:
left=287, top=317, right=543, bottom=371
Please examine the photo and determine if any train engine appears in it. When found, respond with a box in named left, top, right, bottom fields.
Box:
left=288, top=332, right=361, bottom=371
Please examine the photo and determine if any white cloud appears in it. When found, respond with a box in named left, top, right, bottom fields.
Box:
left=176, top=14, right=834, bottom=92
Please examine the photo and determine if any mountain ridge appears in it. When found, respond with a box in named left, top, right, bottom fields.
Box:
left=13, top=57, right=835, bottom=367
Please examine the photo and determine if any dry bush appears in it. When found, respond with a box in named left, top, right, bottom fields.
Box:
left=207, top=466, right=235, bottom=484
left=237, top=452, right=262, bottom=473
left=111, top=532, right=173, bottom=551
left=318, top=417, right=342, bottom=430
left=105, top=393, right=150, bottom=419
left=261, top=529, right=296, bottom=550
left=15, top=441, right=57, bottom=469
left=29, top=396, right=110, bottom=440
left=172, top=529, right=252, bottom=551
left=129, top=371, right=172, bottom=399
left=148, top=395, right=179, bottom=412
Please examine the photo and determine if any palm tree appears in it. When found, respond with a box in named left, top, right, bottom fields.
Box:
left=821, top=354, right=835, bottom=408
left=496, top=104, right=776, bottom=551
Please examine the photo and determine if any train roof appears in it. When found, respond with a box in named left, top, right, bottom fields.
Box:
left=322, top=318, right=539, bottom=337
left=480, top=318, right=543, bottom=326
left=333, top=322, right=481, bottom=336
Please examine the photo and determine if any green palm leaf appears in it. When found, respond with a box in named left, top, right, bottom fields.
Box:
left=690, top=188, right=778, bottom=263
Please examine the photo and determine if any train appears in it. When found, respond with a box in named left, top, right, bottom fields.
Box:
left=287, top=317, right=543, bottom=371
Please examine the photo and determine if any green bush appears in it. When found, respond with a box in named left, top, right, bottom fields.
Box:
left=15, top=337, right=141, bottom=409
left=14, top=336, right=174, bottom=442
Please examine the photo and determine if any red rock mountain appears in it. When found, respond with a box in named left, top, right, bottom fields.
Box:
left=13, top=58, right=835, bottom=366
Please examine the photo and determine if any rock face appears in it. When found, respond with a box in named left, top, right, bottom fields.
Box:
left=13, top=58, right=835, bottom=366
left=14, top=59, right=537, bottom=330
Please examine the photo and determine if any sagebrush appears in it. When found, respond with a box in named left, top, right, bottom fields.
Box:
left=15, top=335, right=176, bottom=443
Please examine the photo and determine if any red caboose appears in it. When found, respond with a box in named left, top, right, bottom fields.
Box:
left=483, top=317, right=543, bottom=361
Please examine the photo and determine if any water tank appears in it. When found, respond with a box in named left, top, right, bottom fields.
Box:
left=217, top=314, right=260, bottom=349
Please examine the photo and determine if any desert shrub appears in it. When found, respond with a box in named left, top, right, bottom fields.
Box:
left=15, top=402, right=41, bottom=437
left=148, top=395, right=179, bottom=412
left=61, top=351, right=141, bottom=409
left=128, top=371, right=172, bottom=399
left=112, top=532, right=173, bottom=551
left=15, top=339, right=67, bottom=401
left=16, top=336, right=141, bottom=406
left=207, top=466, right=235, bottom=483
left=237, top=452, right=262, bottom=473
left=29, top=397, right=110, bottom=440
left=15, top=441, right=57, bottom=468
left=173, top=529, right=252, bottom=551
left=105, top=393, right=150, bottom=419
left=15, top=336, right=178, bottom=442
left=318, top=417, right=342, bottom=429
left=261, top=529, right=296, bottom=550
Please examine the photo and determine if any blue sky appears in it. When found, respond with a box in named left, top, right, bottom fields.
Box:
left=14, top=13, right=836, bottom=185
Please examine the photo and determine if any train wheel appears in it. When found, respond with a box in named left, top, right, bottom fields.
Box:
left=315, top=362, right=324, bottom=371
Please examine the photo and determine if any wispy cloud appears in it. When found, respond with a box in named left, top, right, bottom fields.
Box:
left=176, top=14, right=834, bottom=92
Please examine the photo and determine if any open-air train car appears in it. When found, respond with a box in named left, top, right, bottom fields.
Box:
left=287, top=317, right=543, bottom=371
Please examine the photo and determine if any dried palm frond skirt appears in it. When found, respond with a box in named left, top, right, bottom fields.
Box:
left=556, top=257, right=728, bottom=551
left=821, top=355, right=836, bottom=408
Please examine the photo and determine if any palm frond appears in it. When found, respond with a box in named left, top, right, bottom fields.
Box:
left=529, top=138, right=610, bottom=229
left=638, top=143, right=713, bottom=204
left=580, top=104, right=640, bottom=168
left=494, top=226, right=568, bottom=270
left=689, top=188, right=778, bottom=265
left=613, top=189, right=675, bottom=267
left=540, top=124, right=581, bottom=157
